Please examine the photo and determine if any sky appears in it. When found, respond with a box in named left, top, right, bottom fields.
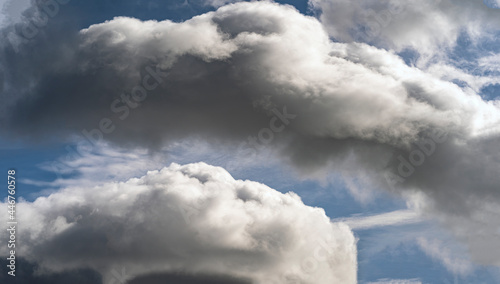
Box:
left=0, top=0, right=500, bottom=283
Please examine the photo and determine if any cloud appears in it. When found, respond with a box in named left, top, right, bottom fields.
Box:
left=333, top=209, right=422, bottom=230
left=36, top=141, right=169, bottom=188
left=1, top=0, right=500, bottom=268
left=309, top=0, right=500, bottom=57
left=0, top=258, right=103, bottom=284
left=407, top=191, right=500, bottom=267
left=0, top=162, right=357, bottom=284
left=5, top=1, right=497, bottom=147
left=126, top=271, right=252, bottom=284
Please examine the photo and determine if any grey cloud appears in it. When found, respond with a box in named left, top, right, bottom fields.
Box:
left=0, top=258, right=102, bottom=284
left=127, top=272, right=251, bottom=284
left=2, top=1, right=490, bottom=147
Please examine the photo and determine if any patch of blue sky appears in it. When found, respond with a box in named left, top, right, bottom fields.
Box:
left=64, top=0, right=311, bottom=32
left=356, top=221, right=500, bottom=284
left=480, top=83, right=500, bottom=99
left=275, top=0, right=311, bottom=15
left=397, top=48, right=420, bottom=67
left=0, top=134, right=408, bottom=219
left=162, top=141, right=408, bottom=219
left=227, top=165, right=408, bottom=219
left=61, top=0, right=215, bottom=31
left=358, top=239, right=450, bottom=283
left=449, top=30, right=500, bottom=75
left=484, top=0, right=500, bottom=9
left=0, top=140, right=72, bottom=200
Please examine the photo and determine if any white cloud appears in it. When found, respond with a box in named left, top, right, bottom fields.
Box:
left=334, top=209, right=422, bottom=230
left=308, top=0, right=500, bottom=99
left=309, top=0, right=500, bottom=58
left=0, top=162, right=357, bottom=284
left=478, top=53, right=500, bottom=74
left=424, top=63, right=500, bottom=95
left=37, top=141, right=168, bottom=187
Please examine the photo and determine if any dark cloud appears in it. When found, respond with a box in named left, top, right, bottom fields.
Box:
left=0, top=258, right=102, bottom=284
left=127, top=272, right=251, bottom=284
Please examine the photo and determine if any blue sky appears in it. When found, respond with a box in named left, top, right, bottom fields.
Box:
left=1, top=0, right=500, bottom=283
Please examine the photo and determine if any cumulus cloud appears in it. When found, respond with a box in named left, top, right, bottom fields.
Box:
left=1, top=0, right=500, bottom=269
left=0, top=162, right=357, bottom=284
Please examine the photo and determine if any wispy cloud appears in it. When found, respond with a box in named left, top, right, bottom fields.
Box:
left=334, top=209, right=422, bottom=230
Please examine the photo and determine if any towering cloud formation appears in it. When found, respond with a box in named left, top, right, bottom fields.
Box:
left=1, top=0, right=500, bottom=268
left=0, top=162, right=357, bottom=284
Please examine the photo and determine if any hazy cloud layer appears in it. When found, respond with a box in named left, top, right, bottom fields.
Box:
left=1, top=0, right=500, bottom=268
left=0, top=162, right=357, bottom=284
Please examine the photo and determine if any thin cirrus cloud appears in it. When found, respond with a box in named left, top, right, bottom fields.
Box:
left=0, top=162, right=357, bottom=284
left=1, top=0, right=500, bottom=277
